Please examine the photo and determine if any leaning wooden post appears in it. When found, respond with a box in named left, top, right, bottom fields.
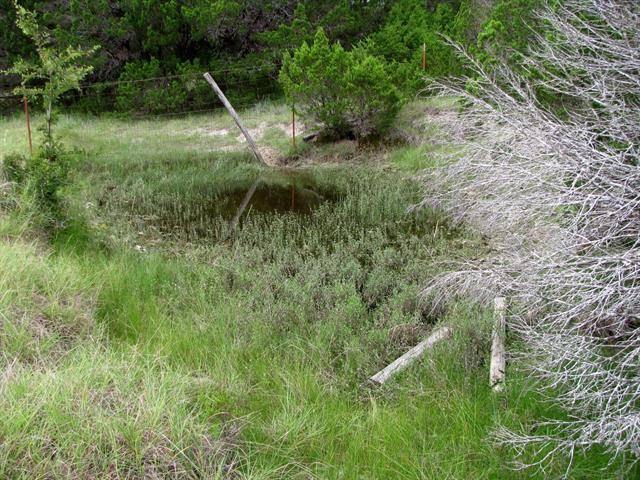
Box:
left=490, top=297, right=507, bottom=392
left=203, top=72, right=266, bottom=166
left=369, top=326, right=452, bottom=386
left=23, top=96, right=33, bottom=155
left=421, top=43, right=426, bottom=71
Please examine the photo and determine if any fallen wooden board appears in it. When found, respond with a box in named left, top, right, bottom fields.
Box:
left=369, top=326, right=452, bottom=385
left=490, top=297, right=507, bottom=392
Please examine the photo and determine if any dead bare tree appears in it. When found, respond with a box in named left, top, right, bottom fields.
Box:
left=419, top=0, right=640, bottom=474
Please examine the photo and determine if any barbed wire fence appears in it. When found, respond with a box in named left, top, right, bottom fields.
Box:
left=1, top=44, right=431, bottom=156
left=0, top=60, right=303, bottom=162
left=0, top=59, right=284, bottom=119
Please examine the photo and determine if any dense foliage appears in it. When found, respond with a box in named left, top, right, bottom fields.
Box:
left=280, top=29, right=402, bottom=140
left=1, top=0, right=542, bottom=115
left=369, top=0, right=464, bottom=93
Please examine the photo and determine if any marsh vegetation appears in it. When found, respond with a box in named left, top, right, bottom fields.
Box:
left=1, top=0, right=638, bottom=476
left=0, top=100, right=627, bottom=478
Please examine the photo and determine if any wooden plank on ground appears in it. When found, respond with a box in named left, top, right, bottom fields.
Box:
left=369, top=326, right=452, bottom=385
left=490, top=297, right=507, bottom=392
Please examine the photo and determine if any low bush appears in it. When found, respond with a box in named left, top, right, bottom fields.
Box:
left=3, top=139, right=72, bottom=228
left=2, top=153, right=27, bottom=184
left=279, top=29, right=402, bottom=141
left=113, top=56, right=278, bottom=115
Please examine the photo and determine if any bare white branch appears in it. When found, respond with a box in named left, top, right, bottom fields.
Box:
left=420, top=0, right=640, bottom=474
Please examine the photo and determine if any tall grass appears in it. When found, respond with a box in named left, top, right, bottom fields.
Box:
left=0, top=105, right=630, bottom=478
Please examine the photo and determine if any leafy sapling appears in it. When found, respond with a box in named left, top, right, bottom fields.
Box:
left=5, top=1, right=97, bottom=145
left=3, top=1, right=97, bottom=228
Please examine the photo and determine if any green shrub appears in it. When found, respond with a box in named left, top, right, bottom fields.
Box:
left=1, top=143, right=72, bottom=229
left=344, top=45, right=403, bottom=139
left=2, top=153, right=27, bottom=184
left=28, top=139, right=71, bottom=221
left=279, top=29, right=350, bottom=137
left=115, top=59, right=185, bottom=114
left=279, top=29, right=402, bottom=141
left=7, top=139, right=71, bottom=227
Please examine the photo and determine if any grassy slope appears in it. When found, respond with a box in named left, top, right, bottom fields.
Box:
left=0, top=103, right=620, bottom=479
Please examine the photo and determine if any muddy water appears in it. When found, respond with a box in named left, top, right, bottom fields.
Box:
left=147, top=173, right=339, bottom=239
left=221, top=181, right=327, bottom=216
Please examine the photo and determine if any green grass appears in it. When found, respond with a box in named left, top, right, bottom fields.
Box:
left=0, top=102, right=629, bottom=478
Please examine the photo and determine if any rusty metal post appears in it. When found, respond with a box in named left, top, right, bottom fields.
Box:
left=23, top=96, right=33, bottom=155
left=292, top=104, right=296, bottom=150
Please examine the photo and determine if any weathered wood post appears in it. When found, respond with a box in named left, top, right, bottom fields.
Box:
left=203, top=72, right=266, bottom=166
left=490, top=297, right=507, bottom=392
left=422, top=43, right=426, bottom=71
left=368, top=326, right=452, bottom=385
left=290, top=182, right=295, bottom=210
